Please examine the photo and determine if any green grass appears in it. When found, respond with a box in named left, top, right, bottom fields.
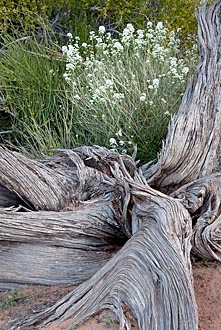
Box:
left=0, top=22, right=198, bottom=163
left=0, top=34, right=80, bottom=156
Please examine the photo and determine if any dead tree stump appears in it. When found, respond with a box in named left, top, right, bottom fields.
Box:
left=1, top=1, right=221, bottom=329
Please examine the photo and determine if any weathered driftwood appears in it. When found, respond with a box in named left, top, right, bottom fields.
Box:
left=0, top=146, right=79, bottom=211
left=0, top=202, right=124, bottom=289
left=142, top=1, right=221, bottom=193
left=171, top=174, right=221, bottom=260
left=19, top=181, right=196, bottom=330
left=1, top=1, right=221, bottom=330
left=1, top=147, right=198, bottom=330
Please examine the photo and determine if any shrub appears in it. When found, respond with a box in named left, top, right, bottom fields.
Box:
left=155, top=1, right=214, bottom=42
left=0, top=34, right=72, bottom=155
left=0, top=1, right=209, bottom=45
left=0, top=1, right=46, bottom=36
left=0, top=22, right=197, bottom=162
left=0, top=1, right=96, bottom=43
left=62, top=22, right=198, bottom=162
left=74, top=0, right=205, bottom=43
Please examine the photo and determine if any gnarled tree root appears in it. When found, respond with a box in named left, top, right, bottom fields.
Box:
left=15, top=185, right=197, bottom=330
left=2, top=1, right=221, bottom=330
left=172, top=174, right=221, bottom=260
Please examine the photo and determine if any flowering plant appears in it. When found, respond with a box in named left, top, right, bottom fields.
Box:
left=62, top=22, right=197, bottom=162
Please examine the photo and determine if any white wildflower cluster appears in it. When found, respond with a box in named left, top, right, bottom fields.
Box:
left=98, top=26, right=106, bottom=34
left=148, top=78, right=160, bottom=91
left=62, top=35, right=83, bottom=83
left=109, top=129, right=133, bottom=154
left=139, top=93, right=146, bottom=102
left=167, top=57, right=189, bottom=81
left=61, top=22, right=197, bottom=155
left=62, top=22, right=192, bottom=91
left=121, top=23, right=135, bottom=45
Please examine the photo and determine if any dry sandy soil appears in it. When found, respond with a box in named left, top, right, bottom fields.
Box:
left=0, top=261, right=220, bottom=330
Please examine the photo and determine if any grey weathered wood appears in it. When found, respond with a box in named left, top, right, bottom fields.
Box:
left=0, top=146, right=80, bottom=211
left=0, top=146, right=198, bottom=330
left=142, top=0, right=221, bottom=193
left=171, top=174, right=221, bottom=261
left=17, top=180, right=197, bottom=330
left=0, top=202, right=125, bottom=289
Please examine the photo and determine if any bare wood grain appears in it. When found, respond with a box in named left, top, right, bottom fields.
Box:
left=18, top=181, right=197, bottom=330
left=142, top=0, right=221, bottom=193
left=171, top=174, right=221, bottom=260
left=0, top=202, right=125, bottom=289
left=0, top=146, right=79, bottom=211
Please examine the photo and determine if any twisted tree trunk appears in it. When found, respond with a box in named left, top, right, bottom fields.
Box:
left=1, top=1, right=221, bottom=329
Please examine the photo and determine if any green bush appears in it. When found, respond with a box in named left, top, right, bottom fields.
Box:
left=0, top=1, right=96, bottom=43
left=0, top=34, right=71, bottom=154
left=0, top=1, right=202, bottom=161
left=0, top=1, right=209, bottom=44
left=61, top=22, right=197, bottom=162
left=0, top=22, right=198, bottom=162
left=155, top=1, right=215, bottom=43
left=0, top=1, right=46, bottom=35
left=74, top=0, right=203, bottom=43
